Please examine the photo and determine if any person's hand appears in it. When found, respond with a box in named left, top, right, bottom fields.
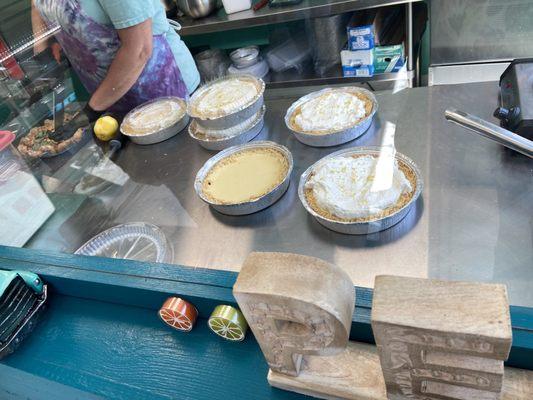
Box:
left=51, top=103, right=105, bottom=141
left=50, top=42, right=62, bottom=63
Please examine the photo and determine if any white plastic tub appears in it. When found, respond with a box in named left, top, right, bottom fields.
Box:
left=222, top=0, right=251, bottom=14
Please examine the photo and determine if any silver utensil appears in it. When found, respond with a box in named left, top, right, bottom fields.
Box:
left=445, top=109, right=533, bottom=158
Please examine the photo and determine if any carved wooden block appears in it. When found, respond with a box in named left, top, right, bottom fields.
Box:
left=371, top=275, right=512, bottom=400
left=233, top=252, right=355, bottom=376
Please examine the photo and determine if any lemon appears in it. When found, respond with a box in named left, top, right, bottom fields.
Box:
left=94, top=116, right=119, bottom=141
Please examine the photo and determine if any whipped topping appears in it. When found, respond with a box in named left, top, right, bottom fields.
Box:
left=195, top=78, right=258, bottom=116
left=295, top=92, right=367, bottom=132
left=195, top=107, right=263, bottom=139
left=305, top=155, right=412, bottom=220
left=122, top=99, right=185, bottom=135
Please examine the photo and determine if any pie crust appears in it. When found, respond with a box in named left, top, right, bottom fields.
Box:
left=202, top=148, right=289, bottom=204
left=289, top=90, right=373, bottom=135
left=304, top=155, right=417, bottom=223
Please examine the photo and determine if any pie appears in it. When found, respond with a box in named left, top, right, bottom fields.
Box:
left=202, top=148, right=289, bottom=204
left=289, top=89, right=373, bottom=134
left=189, top=75, right=263, bottom=120
left=121, top=97, right=186, bottom=136
left=304, top=154, right=416, bottom=223
left=191, top=107, right=264, bottom=141
left=18, top=115, right=84, bottom=158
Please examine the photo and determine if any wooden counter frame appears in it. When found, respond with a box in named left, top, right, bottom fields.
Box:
left=0, top=245, right=532, bottom=399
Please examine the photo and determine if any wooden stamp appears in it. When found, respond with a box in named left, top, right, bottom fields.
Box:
left=371, top=275, right=512, bottom=400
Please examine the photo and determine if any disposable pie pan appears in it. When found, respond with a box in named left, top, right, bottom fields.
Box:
left=75, top=222, right=173, bottom=263
left=188, top=75, right=265, bottom=131
left=194, top=141, right=293, bottom=215
left=189, top=106, right=265, bottom=151
left=285, top=87, right=378, bottom=147
left=298, top=147, right=423, bottom=234
left=120, top=97, right=189, bottom=145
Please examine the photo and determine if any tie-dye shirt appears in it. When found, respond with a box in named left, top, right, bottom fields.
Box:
left=78, top=0, right=199, bottom=94
left=35, top=0, right=199, bottom=113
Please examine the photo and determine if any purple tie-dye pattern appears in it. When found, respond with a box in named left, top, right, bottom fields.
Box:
left=35, top=0, right=187, bottom=113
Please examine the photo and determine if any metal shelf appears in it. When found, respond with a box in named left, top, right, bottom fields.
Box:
left=266, top=63, right=412, bottom=88
left=176, top=0, right=421, bottom=36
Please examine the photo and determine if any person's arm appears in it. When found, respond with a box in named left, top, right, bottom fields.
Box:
left=31, top=0, right=49, bottom=55
left=88, top=18, right=153, bottom=111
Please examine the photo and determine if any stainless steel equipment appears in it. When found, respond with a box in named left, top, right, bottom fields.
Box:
left=177, top=0, right=217, bottom=19
left=493, top=59, right=533, bottom=140
left=445, top=109, right=533, bottom=158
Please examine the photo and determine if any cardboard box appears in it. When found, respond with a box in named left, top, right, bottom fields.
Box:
left=341, top=49, right=374, bottom=77
left=342, top=64, right=374, bottom=78
left=347, top=6, right=405, bottom=50
left=341, top=49, right=374, bottom=67
left=374, top=45, right=405, bottom=74
left=347, top=25, right=375, bottom=50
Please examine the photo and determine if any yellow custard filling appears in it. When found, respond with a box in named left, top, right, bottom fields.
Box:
left=202, top=148, right=289, bottom=204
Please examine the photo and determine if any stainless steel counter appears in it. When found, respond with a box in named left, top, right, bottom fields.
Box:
left=27, top=82, right=533, bottom=307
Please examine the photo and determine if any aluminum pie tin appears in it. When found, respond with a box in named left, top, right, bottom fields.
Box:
left=299, top=147, right=423, bottom=235
left=188, top=74, right=265, bottom=131
left=189, top=106, right=265, bottom=151
left=285, top=87, right=378, bottom=147
left=75, top=222, right=173, bottom=263
left=120, top=97, right=189, bottom=145
left=194, top=141, right=293, bottom=215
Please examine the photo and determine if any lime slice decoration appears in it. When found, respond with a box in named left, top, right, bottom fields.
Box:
left=208, top=305, right=248, bottom=341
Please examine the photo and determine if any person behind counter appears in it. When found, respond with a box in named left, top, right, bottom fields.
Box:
left=31, top=0, right=200, bottom=125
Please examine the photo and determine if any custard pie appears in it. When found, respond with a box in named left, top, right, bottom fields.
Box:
left=189, top=75, right=263, bottom=120
left=121, top=97, right=186, bottom=136
left=304, top=154, right=416, bottom=223
left=289, top=89, right=373, bottom=134
left=202, top=147, right=289, bottom=204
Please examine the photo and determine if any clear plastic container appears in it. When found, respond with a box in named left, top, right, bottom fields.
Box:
left=75, top=222, right=173, bottom=263
left=0, top=130, right=55, bottom=247
left=265, top=36, right=311, bottom=73
left=221, top=0, right=251, bottom=14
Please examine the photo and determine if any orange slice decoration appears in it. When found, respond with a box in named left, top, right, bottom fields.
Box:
left=159, top=297, right=198, bottom=332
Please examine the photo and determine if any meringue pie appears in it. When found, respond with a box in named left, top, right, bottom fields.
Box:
left=304, top=154, right=416, bottom=222
left=289, top=89, right=373, bottom=134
